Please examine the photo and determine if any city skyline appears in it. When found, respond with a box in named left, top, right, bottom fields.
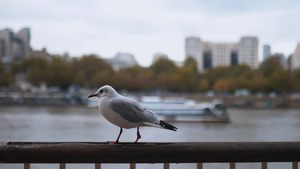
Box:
left=1, top=27, right=299, bottom=71
left=1, top=0, right=300, bottom=67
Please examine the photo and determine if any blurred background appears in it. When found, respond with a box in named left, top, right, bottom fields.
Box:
left=1, top=0, right=300, bottom=169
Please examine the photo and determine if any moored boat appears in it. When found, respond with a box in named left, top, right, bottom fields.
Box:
left=140, top=97, right=230, bottom=122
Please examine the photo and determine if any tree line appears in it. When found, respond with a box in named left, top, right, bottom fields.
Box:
left=1, top=54, right=300, bottom=94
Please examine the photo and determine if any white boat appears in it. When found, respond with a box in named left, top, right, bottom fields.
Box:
left=140, top=97, right=230, bottom=122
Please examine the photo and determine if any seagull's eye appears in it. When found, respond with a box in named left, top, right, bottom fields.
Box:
left=100, top=90, right=103, bottom=93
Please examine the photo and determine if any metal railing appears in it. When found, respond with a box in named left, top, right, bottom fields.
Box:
left=1, top=142, right=300, bottom=169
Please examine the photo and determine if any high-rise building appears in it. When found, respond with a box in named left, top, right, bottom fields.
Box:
left=185, top=36, right=258, bottom=72
left=0, top=28, right=31, bottom=63
left=238, top=36, right=259, bottom=69
left=263, top=44, right=271, bottom=60
left=291, top=42, right=300, bottom=71
left=16, top=28, right=31, bottom=58
left=211, top=43, right=238, bottom=68
left=185, top=37, right=203, bottom=72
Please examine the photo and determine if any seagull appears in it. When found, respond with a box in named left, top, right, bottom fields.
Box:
left=88, top=85, right=178, bottom=144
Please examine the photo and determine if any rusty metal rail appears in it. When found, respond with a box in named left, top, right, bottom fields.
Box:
left=0, top=142, right=300, bottom=169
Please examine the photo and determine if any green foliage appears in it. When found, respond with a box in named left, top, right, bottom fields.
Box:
left=73, top=70, right=85, bottom=86
left=231, top=64, right=253, bottom=78
left=292, top=69, right=300, bottom=91
left=259, top=58, right=283, bottom=77
left=198, top=79, right=209, bottom=91
left=134, top=66, right=154, bottom=91
left=0, top=62, right=14, bottom=86
left=92, top=70, right=113, bottom=88
left=21, top=57, right=47, bottom=71
left=27, top=66, right=47, bottom=86
left=268, top=68, right=292, bottom=93
left=247, top=75, right=267, bottom=92
left=113, top=67, right=138, bottom=90
left=71, top=54, right=114, bottom=88
left=46, top=56, right=72, bottom=89
left=150, top=57, right=176, bottom=75
left=21, top=57, right=48, bottom=86
left=183, top=56, right=198, bottom=73
left=175, top=67, right=199, bottom=92
left=205, top=66, right=231, bottom=88
left=10, top=62, right=22, bottom=75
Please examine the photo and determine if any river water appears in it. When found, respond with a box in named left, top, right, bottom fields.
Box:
left=0, top=106, right=300, bottom=169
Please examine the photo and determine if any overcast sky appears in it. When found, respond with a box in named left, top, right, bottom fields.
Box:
left=1, top=0, right=300, bottom=66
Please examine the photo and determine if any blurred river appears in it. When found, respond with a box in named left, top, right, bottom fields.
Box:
left=1, top=106, right=300, bottom=169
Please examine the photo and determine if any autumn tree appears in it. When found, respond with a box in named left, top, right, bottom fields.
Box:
left=292, top=69, right=300, bottom=91
left=113, top=67, right=138, bottom=90
left=205, top=66, right=231, bottom=89
left=134, top=66, right=154, bottom=91
left=213, top=79, right=230, bottom=93
left=150, top=57, right=178, bottom=90
left=183, top=56, right=198, bottom=73
left=268, top=68, right=293, bottom=93
left=249, top=75, right=268, bottom=92
left=175, top=67, right=199, bottom=92
left=10, top=61, right=22, bottom=75
left=73, top=70, right=85, bottom=86
left=229, top=77, right=251, bottom=91
left=259, top=57, right=283, bottom=78
left=71, top=54, right=114, bottom=88
left=198, top=79, right=209, bottom=91
left=0, top=62, right=14, bottom=86
left=92, top=70, right=113, bottom=88
left=21, top=56, right=47, bottom=72
left=21, top=57, right=48, bottom=86
left=46, top=56, right=72, bottom=89
left=231, top=64, right=253, bottom=79
left=150, top=57, right=177, bottom=76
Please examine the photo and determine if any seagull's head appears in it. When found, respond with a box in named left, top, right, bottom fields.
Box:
left=88, top=85, right=117, bottom=98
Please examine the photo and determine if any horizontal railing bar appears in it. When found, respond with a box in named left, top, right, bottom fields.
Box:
left=0, top=142, right=300, bottom=163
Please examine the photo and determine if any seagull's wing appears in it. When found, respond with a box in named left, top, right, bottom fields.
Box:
left=110, top=97, right=160, bottom=125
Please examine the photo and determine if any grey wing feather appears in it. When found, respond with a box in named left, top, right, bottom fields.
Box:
left=110, top=97, right=159, bottom=124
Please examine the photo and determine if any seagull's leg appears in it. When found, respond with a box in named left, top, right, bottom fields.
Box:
left=115, top=127, right=123, bottom=143
left=135, top=127, right=141, bottom=143
left=109, top=127, right=123, bottom=144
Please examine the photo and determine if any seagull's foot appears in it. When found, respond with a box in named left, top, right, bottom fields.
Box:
left=107, top=141, right=119, bottom=145
left=135, top=132, right=142, bottom=143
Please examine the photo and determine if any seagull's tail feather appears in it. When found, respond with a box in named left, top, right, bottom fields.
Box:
left=159, top=120, right=178, bottom=131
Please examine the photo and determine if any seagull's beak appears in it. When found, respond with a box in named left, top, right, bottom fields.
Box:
left=88, top=94, right=98, bottom=98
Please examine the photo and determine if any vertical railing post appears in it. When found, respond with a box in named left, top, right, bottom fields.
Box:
left=262, top=162, right=267, bottom=169
left=230, top=162, right=236, bottom=169
left=130, top=163, right=136, bottom=169
left=95, top=163, right=101, bottom=169
left=59, top=163, right=66, bottom=169
left=293, top=162, right=298, bottom=169
left=164, top=163, right=170, bottom=169
left=24, top=163, right=30, bottom=169
left=197, top=163, right=203, bottom=169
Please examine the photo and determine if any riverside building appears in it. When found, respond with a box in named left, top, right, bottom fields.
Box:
left=0, top=28, right=31, bottom=63
left=185, top=36, right=258, bottom=72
